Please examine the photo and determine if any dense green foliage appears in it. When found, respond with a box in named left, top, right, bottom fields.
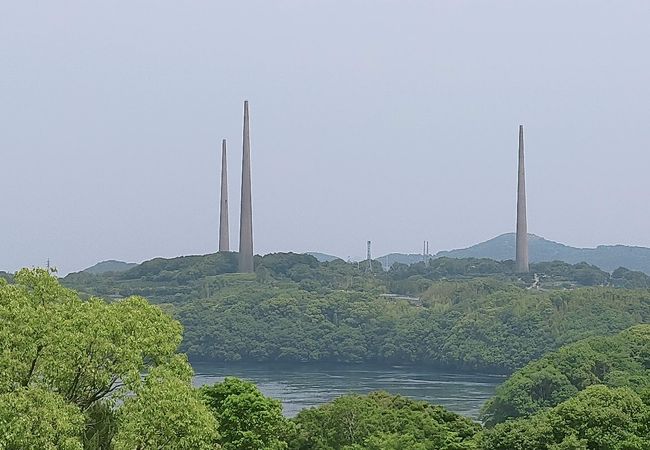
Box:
left=388, top=259, right=610, bottom=293
left=289, top=391, right=480, bottom=450
left=62, top=252, right=650, bottom=373
left=113, top=358, right=218, bottom=450
left=177, top=278, right=649, bottom=372
left=481, top=325, right=650, bottom=425
left=0, top=387, right=85, bottom=450
left=478, top=385, right=650, bottom=450
left=63, top=253, right=650, bottom=304
left=612, top=267, right=650, bottom=289
left=3, top=270, right=650, bottom=449
left=0, top=270, right=217, bottom=449
left=0, top=269, right=183, bottom=404
left=201, top=377, right=293, bottom=449
left=63, top=253, right=385, bottom=304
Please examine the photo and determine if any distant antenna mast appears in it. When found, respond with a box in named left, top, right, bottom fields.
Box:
left=45, top=258, right=56, bottom=274
left=366, top=240, right=372, bottom=272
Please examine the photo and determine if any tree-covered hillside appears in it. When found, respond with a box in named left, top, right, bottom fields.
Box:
left=60, top=252, right=650, bottom=373
left=82, top=260, right=137, bottom=274
left=477, top=326, right=650, bottom=449
left=62, top=251, right=650, bottom=304
left=3, top=271, right=650, bottom=449
left=174, top=278, right=650, bottom=372
left=481, top=325, right=650, bottom=425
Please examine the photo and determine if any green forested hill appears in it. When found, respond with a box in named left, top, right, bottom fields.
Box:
left=59, top=252, right=650, bottom=373
left=174, top=278, right=650, bottom=372
left=305, top=252, right=341, bottom=262
left=481, top=325, right=650, bottom=425
left=62, top=251, right=650, bottom=304
left=82, top=259, right=137, bottom=274
left=4, top=270, right=649, bottom=450
left=476, top=326, right=650, bottom=449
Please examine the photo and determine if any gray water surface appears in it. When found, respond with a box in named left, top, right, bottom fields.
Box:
left=192, top=363, right=503, bottom=419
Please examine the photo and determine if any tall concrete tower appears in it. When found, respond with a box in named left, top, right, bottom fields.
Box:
left=238, top=101, right=254, bottom=273
left=515, top=125, right=529, bottom=273
left=366, top=241, right=372, bottom=273
left=218, top=139, right=229, bottom=252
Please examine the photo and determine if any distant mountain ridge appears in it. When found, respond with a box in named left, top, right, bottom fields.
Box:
left=305, top=252, right=341, bottom=263
left=83, top=260, right=137, bottom=274
left=436, top=233, right=650, bottom=274
left=71, top=235, right=650, bottom=278
left=306, top=235, right=650, bottom=275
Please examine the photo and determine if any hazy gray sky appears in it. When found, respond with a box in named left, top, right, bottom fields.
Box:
left=2, top=1, right=649, bottom=275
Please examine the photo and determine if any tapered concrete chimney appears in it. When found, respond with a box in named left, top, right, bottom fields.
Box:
left=218, top=139, right=229, bottom=252
left=238, top=101, right=254, bottom=273
left=515, top=125, right=529, bottom=273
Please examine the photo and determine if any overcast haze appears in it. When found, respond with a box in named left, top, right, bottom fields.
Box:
left=2, top=1, right=650, bottom=275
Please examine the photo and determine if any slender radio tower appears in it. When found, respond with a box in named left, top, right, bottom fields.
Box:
left=238, top=101, right=254, bottom=273
left=218, top=139, right=229, bottom=252
left=515, top=125, right=529, bottom=273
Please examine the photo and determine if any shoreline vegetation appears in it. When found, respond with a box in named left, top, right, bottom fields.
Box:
left=188, top=358, right=509, bottom=377
left=1, top=268, right=649, bottom=448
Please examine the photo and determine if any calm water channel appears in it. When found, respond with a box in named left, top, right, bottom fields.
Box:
left=191, top=362, right=504, bottom=419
